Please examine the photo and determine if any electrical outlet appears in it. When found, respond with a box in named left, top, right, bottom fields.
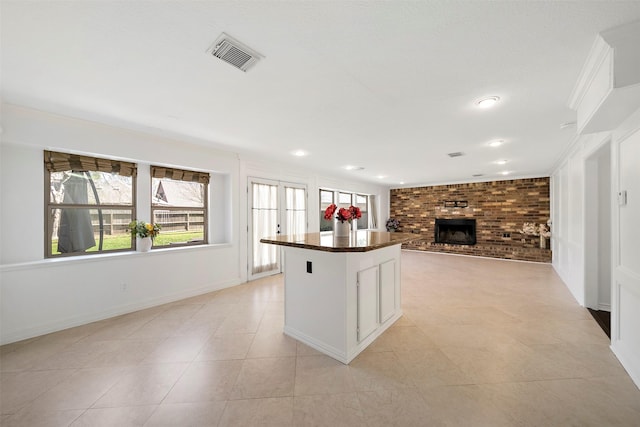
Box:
left=121, top=283, right=127, bottom=292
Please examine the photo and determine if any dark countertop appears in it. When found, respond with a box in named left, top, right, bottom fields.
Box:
left=260, top=230, right=421, bottom=253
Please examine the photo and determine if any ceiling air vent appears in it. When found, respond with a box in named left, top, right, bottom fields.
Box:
left=207, top=33, right=263, bottom=72
left=447, top=152, right=464, bottom=158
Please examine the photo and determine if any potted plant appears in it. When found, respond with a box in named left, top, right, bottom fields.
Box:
left=324, top=204, right=362, bottom=236
left=386, top=218, right=400, bottom=232
left=128, top=220, right=161, bottom=252
left=520, top=221, right=550, bottom=248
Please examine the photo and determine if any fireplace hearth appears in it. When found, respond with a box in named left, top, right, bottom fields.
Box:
left=435, top=218, right=476, bottom=245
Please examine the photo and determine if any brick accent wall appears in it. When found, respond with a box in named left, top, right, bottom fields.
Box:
left=390, top=177, right=551, bottom=262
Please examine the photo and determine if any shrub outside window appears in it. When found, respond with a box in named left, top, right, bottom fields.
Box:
left=151, top=166, right=209, bottom=248
left=44, top=150, right=137, bottom=257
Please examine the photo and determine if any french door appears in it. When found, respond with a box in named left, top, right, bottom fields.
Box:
left=248, top=178, right=307, bottom=279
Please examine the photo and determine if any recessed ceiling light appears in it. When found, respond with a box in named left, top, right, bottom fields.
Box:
left=472, top=173, right=484, bottom=177
left=376, top=175, right=387, bottom=179
left=292, top=150, right=307, bottom=157
left=343, top=165, right=364, bottom=171
left=476, top=96, right=500, bottom=109
left=494, top=159, right=508, bottom=165
left=500, top=170, right=510, bottom=176
left=447, top=152, right=465, bottom=158
left=399, top=181, right=405, bottom=185
left=488, top=139, right=505, bottom=147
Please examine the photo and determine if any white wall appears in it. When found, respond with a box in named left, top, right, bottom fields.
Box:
left=0, top=105, right=242, bottom=344
left=551, top=132, right=610, bottom=305
left=551, top=107, right=640, bottom=388
left=0, top=104, right=389, bottom=344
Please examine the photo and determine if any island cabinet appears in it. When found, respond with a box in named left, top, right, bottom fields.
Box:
left=261, top=231, right=418, bottom=364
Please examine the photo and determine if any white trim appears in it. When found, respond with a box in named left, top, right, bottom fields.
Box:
left=389, top=173, right=548, bottom=191
left=0, top=278, right=241, bottom=345
left=283, top=326, right=348, bottom=363
left=401, top=249, right=550, bottom=265
left=598, top=303, right=611, bottom=312
left=0, top=243, right=233, bottom=272
left=568, top=35, right=611, bottom=110
left=284, top=309, right=403, bottom=365
left=611, top=344, right=640, bottom=389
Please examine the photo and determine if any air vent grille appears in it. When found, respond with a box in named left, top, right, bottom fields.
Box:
left=447, top=152, right=464, bottom=158
left=208, top=33, right=263, bottom=72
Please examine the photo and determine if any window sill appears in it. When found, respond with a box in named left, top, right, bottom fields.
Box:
left=0, top=242, right=233, bottom=272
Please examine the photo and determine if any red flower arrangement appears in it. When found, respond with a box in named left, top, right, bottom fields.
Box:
left=324, top=204, right=362, bottom=223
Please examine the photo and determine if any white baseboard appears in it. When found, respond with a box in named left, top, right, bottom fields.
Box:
left=0, top=278, right=241, bottom=345
left=611, top=342, right=640, bottom=390
left=283, top=326, right=347, bottom=363
left=284, top=310, right=403, bottom=365
left=598, top=303, right=611, bottom=311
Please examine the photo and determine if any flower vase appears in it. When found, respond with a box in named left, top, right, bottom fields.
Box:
left=137, top=236, right=152, bottom=252
left=334, top=221, right=350, bottom=237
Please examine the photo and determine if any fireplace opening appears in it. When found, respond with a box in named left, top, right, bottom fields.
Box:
left=435, top=218, right=476, bottom=245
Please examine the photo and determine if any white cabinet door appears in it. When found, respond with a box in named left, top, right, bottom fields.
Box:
left=357, top=266, right=379, bottom=342
left=379, top=259, right=396, bottom=323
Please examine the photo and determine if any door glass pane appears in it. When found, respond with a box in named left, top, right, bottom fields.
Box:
left=286, top=186, right=306, bottom=236
left=252, top=183, right=278, bottom=274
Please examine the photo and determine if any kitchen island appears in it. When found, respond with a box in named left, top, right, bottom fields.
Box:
left=260, top=230, right=419, bottom=364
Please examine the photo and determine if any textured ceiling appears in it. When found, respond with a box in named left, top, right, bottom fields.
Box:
left=2, top=1, right=640, bottom=187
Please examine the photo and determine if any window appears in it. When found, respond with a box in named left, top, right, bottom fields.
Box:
left=151, top=166, right=209, bottom=248
left=319, top=189, right=372, bottom=230
left=355, top=194, right=368, bottom=230
left=337, top=192, right=353, bottom=208
left=44, top=150, right=137, bottom=257
left=319, top=189, right=334, bottom=231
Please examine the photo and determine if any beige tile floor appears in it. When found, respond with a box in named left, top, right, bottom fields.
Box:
left=2, top=251, right=640, bottom=426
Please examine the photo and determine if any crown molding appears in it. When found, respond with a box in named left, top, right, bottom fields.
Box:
left=567, top=35, right=611, bottom=111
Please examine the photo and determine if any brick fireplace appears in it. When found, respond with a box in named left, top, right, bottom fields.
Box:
left=435, top=218, right=476, bottom=245
left=390, top=177, right=551, bottom=262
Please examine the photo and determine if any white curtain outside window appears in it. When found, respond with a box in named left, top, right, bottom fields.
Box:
left=252, top=183, right=278, bottom=274
left=286, top=186, right=306, bottom=236
left=370, top=195, right=378, bottom=229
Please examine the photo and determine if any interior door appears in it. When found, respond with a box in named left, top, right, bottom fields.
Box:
left=248, top=178, right=306, bottom=280
left=612, top=128, right=640, bottom=382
